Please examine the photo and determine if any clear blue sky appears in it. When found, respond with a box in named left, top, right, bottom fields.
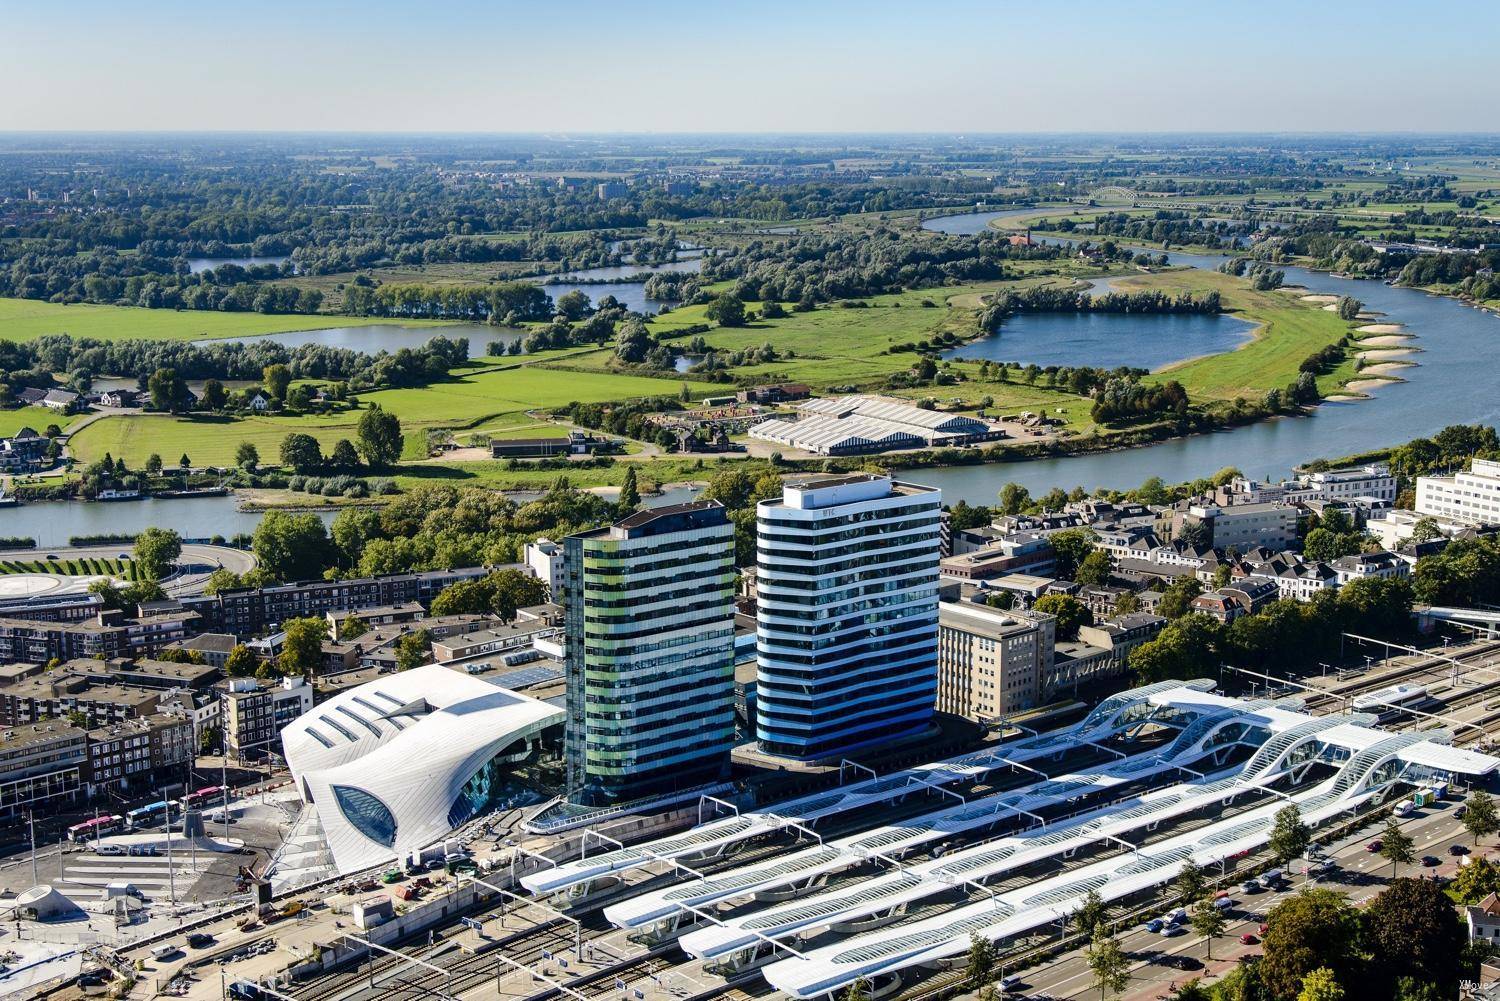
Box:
left=5, top=0, right=1497, bottom=133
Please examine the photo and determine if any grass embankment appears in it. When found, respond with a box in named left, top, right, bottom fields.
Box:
left=1107, top=269, right=1367, bottom=403
left=0, top=556, right=135, bottom=578
left=0, top=296, right=453, bottom=345
left=68, top=363, right=718, bottom=467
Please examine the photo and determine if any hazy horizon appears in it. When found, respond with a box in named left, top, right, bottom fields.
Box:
left=6, top=0, right=1498, bottom=134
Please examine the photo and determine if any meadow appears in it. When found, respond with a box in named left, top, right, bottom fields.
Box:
left=66, top=362, right=716, bottom=467
left=0, top=297, right=452, bottom=344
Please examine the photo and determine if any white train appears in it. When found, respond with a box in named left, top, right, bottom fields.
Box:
left=1350, top=682, right=1432, bottom=717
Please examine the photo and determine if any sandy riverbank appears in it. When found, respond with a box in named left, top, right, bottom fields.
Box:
left=1357, top=335, right=1413, bottom=348
left=1357, top=323, right=1404, bottom=334
left=1301, top=294, right=1341, bottom=304
left=1358, top=348, right=1417, bottom=364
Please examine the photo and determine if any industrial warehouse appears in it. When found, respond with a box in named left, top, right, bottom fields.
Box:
left=749, top=395, right=1005, bottom=455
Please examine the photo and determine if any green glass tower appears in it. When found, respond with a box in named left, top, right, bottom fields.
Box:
left=563, top=500, right=736, bottom=806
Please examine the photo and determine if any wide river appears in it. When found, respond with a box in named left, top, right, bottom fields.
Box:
left=1, top=486, right=704, bottom=549
left=15, top=214, right=1500, bottom=536
left=910, top=211, right=1500, bottom=503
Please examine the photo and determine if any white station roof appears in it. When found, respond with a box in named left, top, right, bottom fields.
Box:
left=282, top=664, right=561, bottom=875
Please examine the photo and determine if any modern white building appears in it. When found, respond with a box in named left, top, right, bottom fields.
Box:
left=1297, top=463, right=1398, bottom=503
left=1416, top=458, right=1500, bottom=527
left=280, top=664, right=562, bottom=875
left=524, top=537, right=565, bottom=596
left=755, top=474, right=942, bottom=760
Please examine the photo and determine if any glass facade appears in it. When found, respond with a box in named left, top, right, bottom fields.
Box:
left=564, top=502, right=737, bottom=806
left=332, top=785, right=398, bottom=848
left=756, top=477, right=942, bottom=760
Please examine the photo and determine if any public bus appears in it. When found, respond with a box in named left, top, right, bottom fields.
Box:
left=125, top=800, right=177, bottom=829
left=67, top=814, right=124, bottom=843
left=180, top=785, right=227, bottom=810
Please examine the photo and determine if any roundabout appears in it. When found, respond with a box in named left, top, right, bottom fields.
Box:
left=0, top=543, right=258, bottom=602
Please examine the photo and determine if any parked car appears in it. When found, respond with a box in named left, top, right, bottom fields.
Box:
left=1258, top=923, right=1269, bottom=935
left=1212, top=896, right=1235, bottom=911
left=1450, top=844, right=1471, bottom=857
left=1239, top=933, right=1259, bottom=945
left=1456, top=805, right=1468, bottom=819
left=999, top=975, right=1024, bottom=993
left=1422, top=855, right=1441, bottom=868
left=94, top=844, right=125, bottom=857
left=1366, top=839, right=1383, bottom=852
left=1241, top=880, right=1260, bottom=894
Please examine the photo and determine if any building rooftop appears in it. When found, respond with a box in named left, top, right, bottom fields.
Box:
left=0, top=720, right=87, bottom=753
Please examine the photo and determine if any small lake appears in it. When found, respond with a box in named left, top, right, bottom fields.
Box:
left=906, top=211, right=1500, bottom=505
left=920, top=207, right=1043, bottom=236
left=197, top=323, right=524, bottom=358
left=187, top=256, right=291, bottom=274
left=942, top=310, right=1255, bottom=372
left=537, top=257, right=702, bottom=315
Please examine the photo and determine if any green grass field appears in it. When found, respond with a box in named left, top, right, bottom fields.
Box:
left=0, top=297, right=453, bottom=344
left=67, top=363, right=717, bottom=467
left=0, top=556, right=133, bottom=578
left=1124, top=270, right=1361, bottom=402
left=0, top=406, right=80, bottom=438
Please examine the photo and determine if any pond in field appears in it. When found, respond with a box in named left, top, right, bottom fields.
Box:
left=186, top=256, right=291, bottom=274
left=940, top=310, right=1255, bottom=372
left=196, top=323, right=524, bottom=358
left=905, top=211, right=1500, bottom=504
left=535, top=257, right=702, bottom=315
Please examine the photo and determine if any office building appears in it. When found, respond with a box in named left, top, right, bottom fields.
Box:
left=1416, top=457, right=1500, bottom=527
left=0, top=721, right=88, bottom=819
left=563, top=501, right=737, bottom=806
left=936, top=602, right=1055, bottom=721
left=220, top=676, right=314, bottom=760
left=755, top=474, right=942, bottom=760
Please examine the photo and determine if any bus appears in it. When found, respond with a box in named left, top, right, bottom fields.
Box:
left=180, top=785, right=227, bottom=810
left=126, top=800, right=177, bottom=829
left=67, top=814, right=124, bottom=843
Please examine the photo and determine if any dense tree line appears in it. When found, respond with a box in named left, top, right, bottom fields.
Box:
left=1048, top=209, right=1249, bottom=249
left=986, top=285, right=1221, bottom=318
left=0, top=333, right=468, bottom=400
left=340, top=281, right=553, bottom=323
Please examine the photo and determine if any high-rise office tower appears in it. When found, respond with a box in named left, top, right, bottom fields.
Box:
left=562, top=501, right=736, bottom=805
left=754, top=474, right=942, bottom=759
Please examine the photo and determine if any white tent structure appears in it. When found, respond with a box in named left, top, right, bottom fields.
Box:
left=281, top=664, right=562, bottom=874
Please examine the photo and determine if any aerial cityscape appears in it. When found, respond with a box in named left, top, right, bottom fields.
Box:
left=5, top=4, right=1500, bottom=1001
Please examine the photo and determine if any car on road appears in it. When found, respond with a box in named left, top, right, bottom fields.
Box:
left=1366, top=839, right=1383, bottom=852
left=150, top=944, right=181, bottom=961
left=999, top=974, right=1024, bottom=993
left=1213, top=896, right=1235, bottom=911
left=1422, top=855, right=1441, bottom=868
left=1309, top=859, right=1336, bottom=877
left=1239, top=933, right=1259, bottom=945
left=187, top=933, right=215, bottom=949
left=1160, top=924, right=1185, bottom=937
left=1456, top=805, right=1468, bottom=819
left=1144, top=919, right=1164, bottom=933
left=1450, top=844, right=1471, bottom=857
left=94, top=844, right=125, bottom=856
left=1258, top=923, right=1269, bottom=935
